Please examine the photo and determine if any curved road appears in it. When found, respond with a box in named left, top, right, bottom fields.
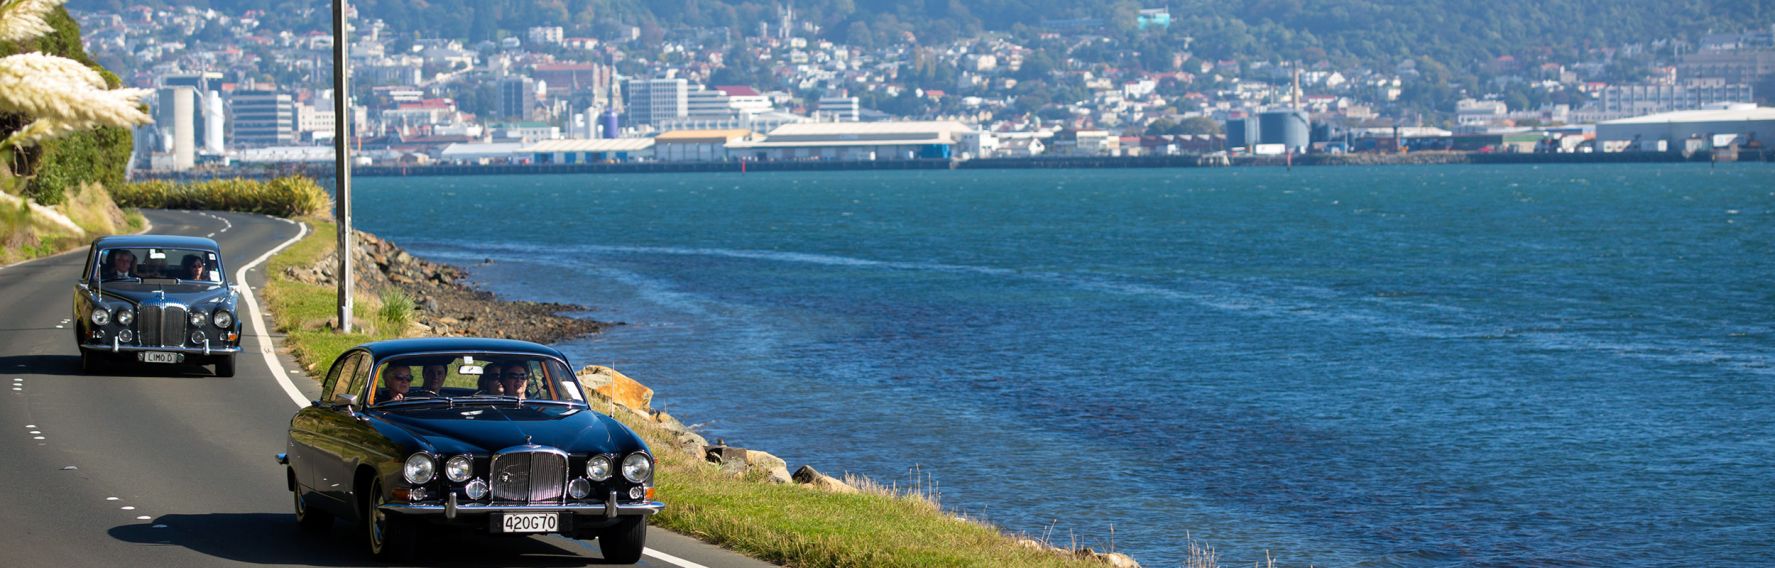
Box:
left=0, top=210, right=771, bottom=567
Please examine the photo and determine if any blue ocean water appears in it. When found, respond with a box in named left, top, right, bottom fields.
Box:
left=353, top=165, right=1775, bottom=566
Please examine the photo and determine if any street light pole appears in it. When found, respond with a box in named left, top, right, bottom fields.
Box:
left=331, top=0, right=353, bottom=333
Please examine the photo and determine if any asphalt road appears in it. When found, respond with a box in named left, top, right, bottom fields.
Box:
left=0, top=210, right=772, bottom=568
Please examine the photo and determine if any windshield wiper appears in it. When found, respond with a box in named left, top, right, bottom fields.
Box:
left=453, top=395, right=522, bottom=403
left=519, top=399, right=577, bottom=407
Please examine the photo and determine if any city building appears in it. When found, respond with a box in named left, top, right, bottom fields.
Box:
left=523, top=138, right=655, bottom=163
left=1599, top=79, right=1755, bottom=116
left=815, top=95, right=861, bottom=121
left=623, top=77, right=689, bottom=126
left=228, top=89, right=297, bottom=147
left=498, top=76, right=542, bottom=120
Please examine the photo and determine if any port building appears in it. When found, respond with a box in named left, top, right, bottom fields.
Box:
left=733, top=121, right=970, bottom=161
left=1596, top=104, right=1775, bottom=152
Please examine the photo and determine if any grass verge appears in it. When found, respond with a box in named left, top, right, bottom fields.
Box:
left=261, top=218, right=1118, bottom=568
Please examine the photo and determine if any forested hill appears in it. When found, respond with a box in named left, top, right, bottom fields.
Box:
left=73, top=1, right=1772, bottom=73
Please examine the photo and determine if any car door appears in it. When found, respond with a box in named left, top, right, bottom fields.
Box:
left=288, top=351, right=357, bottom=495
left=309, top=351, right=372, bottom=507
left=71, top=245, right=98, bottom=342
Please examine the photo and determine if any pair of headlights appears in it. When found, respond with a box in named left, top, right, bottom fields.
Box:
left=89, top=307, right=233, bottom=329
left=402, top=452, right=653, bottom=487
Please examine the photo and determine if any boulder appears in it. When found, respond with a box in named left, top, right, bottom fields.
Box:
left=791, top=465, right=858, bottom=494
left=703, top=445, right=792, bottom=484
left=1074, top=550, right=1140, bottom=568
left=576, top=365, right=653, bottom=412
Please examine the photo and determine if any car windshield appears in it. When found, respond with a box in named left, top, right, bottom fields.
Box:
left=96, top=247, right=225, bottom=286
left=368, top=353, right=585, bottom=407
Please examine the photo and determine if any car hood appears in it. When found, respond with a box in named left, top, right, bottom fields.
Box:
left=374, top=404, right=628, bottom=455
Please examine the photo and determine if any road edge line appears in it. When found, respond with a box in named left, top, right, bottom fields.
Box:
left=233, top=215, right=311, bottom=408
left=644, top=547, right=713, bottom=568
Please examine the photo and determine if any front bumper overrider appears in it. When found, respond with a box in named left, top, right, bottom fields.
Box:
left=381, top=491, right=664, bottom=520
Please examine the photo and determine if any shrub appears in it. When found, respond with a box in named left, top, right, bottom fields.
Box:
left=114, top=176, right=333, bottom=217
left=378, top=288, right=414, bottom=330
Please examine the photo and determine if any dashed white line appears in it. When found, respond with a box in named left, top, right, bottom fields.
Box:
left=644, top=548, right=714, bottom=568
left=120, top=506, right=135, bottom=511
left=136, top=516, right=151, bottom=520
left=106, top=497, right=119, bottom=501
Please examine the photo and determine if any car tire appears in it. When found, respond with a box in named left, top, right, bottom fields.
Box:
left=293, top=478, right=333, bottom=533
left=365, top=480, right=414, bottom=561
left=215, top=354, right=236, bottom=377
left=597, top=516, right=648, bottom=564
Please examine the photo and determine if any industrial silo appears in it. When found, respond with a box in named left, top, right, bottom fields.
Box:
left=1224, top=116, right=1259, bottom=149
left=599, top=109, right=620, bottom=139
left=1258, top=110, right=1310, bottom=152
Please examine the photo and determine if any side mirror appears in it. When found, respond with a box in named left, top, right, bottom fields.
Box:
left=333, top=393, right=359, bottom=409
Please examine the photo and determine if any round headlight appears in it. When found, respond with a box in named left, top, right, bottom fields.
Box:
left=115, top=308, right=133, bottom=325
left=444, top=455, right=473, bottom=483
left=190, top=330, right=207, bottom=344
left=587, top=455, right=612, bottom=481
left=212, top=310, right=233, bottom=329
left=189, top=311, right=207, bottom=327
left=403, top=453, right=435, bottom=485
left=90, top=309, right=110, bottom=326
left=620, top=453, right=652, bottom=483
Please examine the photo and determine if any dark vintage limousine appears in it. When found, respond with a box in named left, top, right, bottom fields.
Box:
left=72, top=235, right=242, bottom=376
left=279, top=338, right=663, bottom=563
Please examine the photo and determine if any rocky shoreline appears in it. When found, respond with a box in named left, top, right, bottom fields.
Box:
left=281, top=230, right=611, bottom=341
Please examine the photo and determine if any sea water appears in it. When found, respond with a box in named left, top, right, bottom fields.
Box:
left=354, top=164, right=1774, bottom=566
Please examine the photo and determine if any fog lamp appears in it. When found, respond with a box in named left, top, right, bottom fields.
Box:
left=464, top=479, right=489, bottom=500
left=190, top=330, right=207, bottom=344
left=408, top=487, right=428, bottom=501
left=568, top=478, right=592, bottom=500
left=118, top=329, right=133, bottom=343
left=628, top=486, right=645, bottom=500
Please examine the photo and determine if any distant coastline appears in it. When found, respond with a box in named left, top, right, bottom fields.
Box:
left=134, top=149, right=1767, bottom=181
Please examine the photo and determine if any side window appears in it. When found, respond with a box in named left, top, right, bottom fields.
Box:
left=323, top=352, right=369, bottom=405
left=81, top=247, right=96, bottom=281
left=339, top=353, right=372, bottom=406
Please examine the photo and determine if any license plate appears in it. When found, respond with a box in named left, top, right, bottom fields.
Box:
left=140, top=352, right=180, bottom=364
left=497, top=512, right=560, bottom=533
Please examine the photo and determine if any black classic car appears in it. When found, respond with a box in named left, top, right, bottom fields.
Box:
left=279, top=338, right=664, bottom=563
left=72, top=235, right=242, bottom=376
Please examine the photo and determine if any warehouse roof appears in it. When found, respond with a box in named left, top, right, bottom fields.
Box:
left=1600, top=105, right=1775, bottom=125
left=520, top=138, right=655, bottom=153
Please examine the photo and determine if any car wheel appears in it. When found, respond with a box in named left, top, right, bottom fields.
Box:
left=597, top=516, right=648, bottom=564
left=215, top=354, right=236, bottom=377
left=293, top=476, right=333, bottom=533
left=365, top=480, right=414, bottom=560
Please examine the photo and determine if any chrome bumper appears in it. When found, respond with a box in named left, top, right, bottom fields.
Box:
left=381, top=497, right=664, bottom=519
left=80, top=343, right=241, bottom=355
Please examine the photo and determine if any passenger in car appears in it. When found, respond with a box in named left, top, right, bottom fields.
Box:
left=500, top=363, right=531, bottom=399
left=475, top=364, right=506, bottom=395
left=379, top=365, right=415, bottom=402
left=418, top=363, right=448, bottom=396
left=180, top=254, right=215, bottom=281
left=101, top=249, right=137, bottom=280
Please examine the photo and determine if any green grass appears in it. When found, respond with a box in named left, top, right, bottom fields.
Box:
left=261, top=218, right=1115, bottom=568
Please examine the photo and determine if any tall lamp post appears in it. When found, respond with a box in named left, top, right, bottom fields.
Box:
left=331, top=0, right=353, bottom=332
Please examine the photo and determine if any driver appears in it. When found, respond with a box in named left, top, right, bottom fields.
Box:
left=379, top=365, right=414, bottom=402
left=101, top=249, right=136, bottom=280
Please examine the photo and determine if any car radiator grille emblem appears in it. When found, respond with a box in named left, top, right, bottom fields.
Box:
left=489, top=449, right=567, bottom=503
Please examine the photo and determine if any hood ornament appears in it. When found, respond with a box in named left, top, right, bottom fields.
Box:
left=525, top=435, right=533, bottom=445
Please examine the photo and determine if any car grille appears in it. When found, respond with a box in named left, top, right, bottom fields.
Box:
left=490, top=448, right=568, bottom=502
left=136, top=304, right=187, bottom=347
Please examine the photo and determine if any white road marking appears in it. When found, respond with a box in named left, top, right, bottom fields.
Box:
left=33, top=436, right=44, bottom=440
left=234, top=215, right=706, bottom=568
left=24, top=424, right=33, bottom=427
left=120, top=506, right=134, bottom=510
left=644, top=548, right=714, bottom=568
left=136, top=516, right=151, bottom=520
left=107, top=497, right=119, bottom=501
left=235, top=220, right=312, bottom=408
left=29, top=431, right=39, bottom=434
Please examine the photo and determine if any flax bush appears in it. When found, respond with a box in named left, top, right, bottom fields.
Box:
left=114, top=176, right=332, bottom=217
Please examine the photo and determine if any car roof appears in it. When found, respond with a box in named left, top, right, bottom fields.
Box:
left=357, top=337, right=570, bottom=361
left=92, top=234, right=222, bottom=252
